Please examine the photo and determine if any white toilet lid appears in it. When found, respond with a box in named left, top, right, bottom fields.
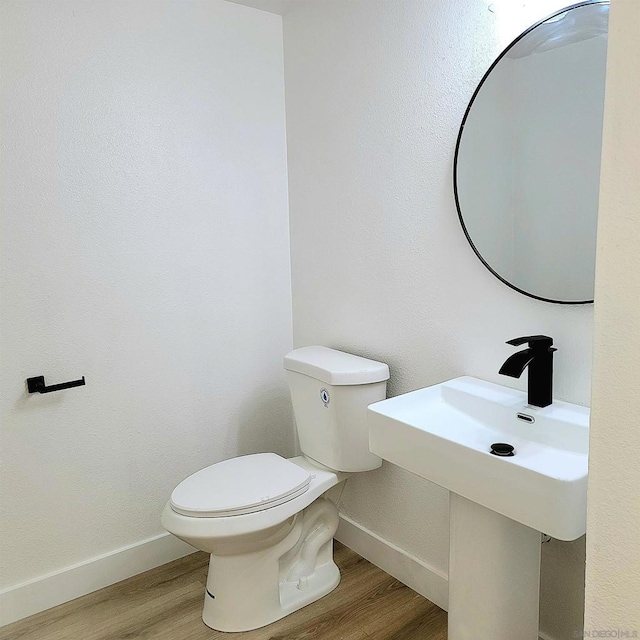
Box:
left=170, top=453, right=312, bottom=518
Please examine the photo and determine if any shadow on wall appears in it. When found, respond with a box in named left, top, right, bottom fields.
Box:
left=540, top=535, right=586, bottom=638
left=233, top=382, right=296, bottom=460
left=13, top=385, right=64, bottom=412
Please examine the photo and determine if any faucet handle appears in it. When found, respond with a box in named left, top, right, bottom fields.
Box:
left=506, top=335, right=555, bottom=350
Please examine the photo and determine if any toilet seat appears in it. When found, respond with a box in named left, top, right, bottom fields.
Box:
left=170, top=453, right=312, bottom=518
left=163, top=456, right=347, bottom=543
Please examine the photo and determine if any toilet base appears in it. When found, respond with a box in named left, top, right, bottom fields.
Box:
left=202, top=556, right=340, bottom=632
left=202, top=498, right=340, bottom=632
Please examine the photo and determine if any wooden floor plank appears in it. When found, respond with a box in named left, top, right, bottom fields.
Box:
left=0, top=542, right=447, bottom=640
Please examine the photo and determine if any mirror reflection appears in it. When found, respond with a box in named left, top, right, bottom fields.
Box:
left=455, top=2, right=609, bottom=303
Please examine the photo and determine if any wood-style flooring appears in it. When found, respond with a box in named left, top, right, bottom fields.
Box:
left=0, top=542, right=448, bottom=640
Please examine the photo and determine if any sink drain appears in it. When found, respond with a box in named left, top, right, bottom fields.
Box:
left=490, top=443, right=515, bottom=457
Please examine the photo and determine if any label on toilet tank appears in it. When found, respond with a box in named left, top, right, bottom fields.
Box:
left=319, top=387, right=330, bottom=407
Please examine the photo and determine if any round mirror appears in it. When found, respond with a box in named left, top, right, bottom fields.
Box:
left=454, top=1, right=609, bottom=304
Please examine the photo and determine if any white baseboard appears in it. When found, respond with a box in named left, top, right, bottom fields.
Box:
left=0, top=533, right=196, bottom=627
left=335, top=513, right=449, bottom=611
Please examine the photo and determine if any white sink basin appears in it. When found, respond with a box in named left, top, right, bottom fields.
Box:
left=368, top=376, right=589, bottom=541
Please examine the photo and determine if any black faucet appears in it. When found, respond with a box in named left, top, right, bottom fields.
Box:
left=499, top=335, right=557, bottom=408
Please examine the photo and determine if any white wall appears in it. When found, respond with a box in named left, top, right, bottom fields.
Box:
left=283, top=1, right=592, bottom=639
left=0, top=0, right=293, bottom=595
left=585, top=0, right=640, bottom=632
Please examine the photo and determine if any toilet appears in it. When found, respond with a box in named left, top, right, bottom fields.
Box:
left=161, top=345, right=389, bottom=632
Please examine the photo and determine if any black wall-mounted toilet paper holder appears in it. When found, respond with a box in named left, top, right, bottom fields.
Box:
left=27, top=375, right=86, bottom=394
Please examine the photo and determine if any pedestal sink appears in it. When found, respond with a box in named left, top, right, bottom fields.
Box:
left=367, top=376, right=589, bottom=640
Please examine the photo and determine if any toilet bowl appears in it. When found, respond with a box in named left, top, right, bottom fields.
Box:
left=162, top=346, right=389, bottom=632
left=162, top=455, right=347, bottom=631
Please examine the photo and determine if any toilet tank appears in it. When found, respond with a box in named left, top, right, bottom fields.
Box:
left=284, top=346, right=389, bottom=472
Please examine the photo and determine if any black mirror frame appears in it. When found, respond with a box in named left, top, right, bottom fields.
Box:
left=453, top=0, right=608, bottom=305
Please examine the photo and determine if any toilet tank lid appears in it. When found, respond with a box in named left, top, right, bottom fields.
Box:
left=284, top=346, right=389, bottom=385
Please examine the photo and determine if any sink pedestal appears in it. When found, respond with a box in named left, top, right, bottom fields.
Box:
left=448, top=494, right=541, bottom=640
